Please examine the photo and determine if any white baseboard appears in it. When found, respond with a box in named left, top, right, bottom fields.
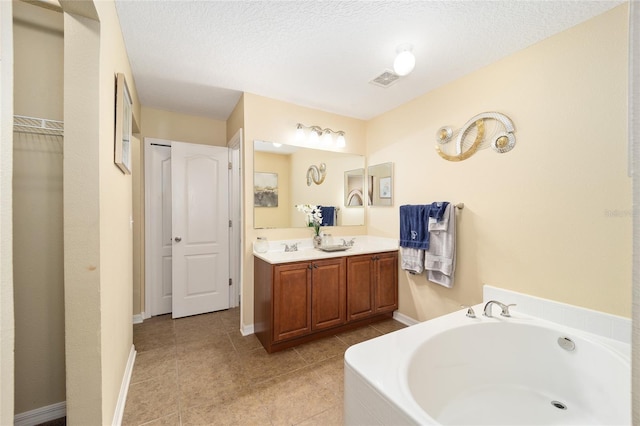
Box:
left=241, top=323, right=254, bottom=336
left=393, top=311, right=419, bottom=326
left=14, top=401, right=66, bottom=426
left=132, top=313, right=145, bottom=324
left=112, top=345, right=136, bottom=426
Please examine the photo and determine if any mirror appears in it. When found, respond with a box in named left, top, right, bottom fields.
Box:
left=367, top=162, right=393, bottom=206
left=344, top=169, right=364, bottom=207
left=254, top=140, right=365, bottom=229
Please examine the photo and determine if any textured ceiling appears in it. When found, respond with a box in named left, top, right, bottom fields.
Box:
left=114, top=1, right=622, bottom=121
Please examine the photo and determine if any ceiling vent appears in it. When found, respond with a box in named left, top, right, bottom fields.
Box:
left=369, top=70, right=400, bottom=88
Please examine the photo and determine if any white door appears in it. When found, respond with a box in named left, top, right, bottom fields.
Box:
left=171, top=141, right=230, bottom=318
left=147, top=141, right=173, bottom=316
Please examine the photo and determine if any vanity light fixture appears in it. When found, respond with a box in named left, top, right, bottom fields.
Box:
left=296, top=123, right=347, bottom=148
left=393, top=44, right=416, bottom=77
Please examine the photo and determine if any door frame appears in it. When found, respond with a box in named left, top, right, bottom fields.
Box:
left=144, top=136, right=242, bottom=320
left=228, top=129, right=243, bottom=312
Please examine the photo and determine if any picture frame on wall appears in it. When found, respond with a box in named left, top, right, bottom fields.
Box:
left=114, top=73, right=132, bottom=174
left=254, top=172, right=279, bottom=207
left=379, top=176, right=392, bottom=199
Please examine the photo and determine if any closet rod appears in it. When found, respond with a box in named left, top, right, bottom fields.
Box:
left=13, top=115, right=63, bottom=137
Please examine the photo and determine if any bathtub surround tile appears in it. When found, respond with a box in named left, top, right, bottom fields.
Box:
left=483, top=284, right=632, bottom=344
left=123, top=307, right=404, bottom=426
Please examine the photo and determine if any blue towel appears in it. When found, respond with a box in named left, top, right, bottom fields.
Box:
left=399, top=202, right=450, bottom=249
left=320, top=206, right=335, bottom=226
left=400, top=205, right=430, bottom=249
left=428, top=202, right=449, bottom=221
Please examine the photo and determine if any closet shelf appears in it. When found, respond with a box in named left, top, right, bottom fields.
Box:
left=14, top=115, right=63, bottom=136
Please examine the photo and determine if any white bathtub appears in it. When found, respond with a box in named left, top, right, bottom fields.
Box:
left=344, top=304, right=630, bottom=425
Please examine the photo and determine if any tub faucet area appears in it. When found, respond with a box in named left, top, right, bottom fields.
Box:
left=483, top=300, right=516, bottom=317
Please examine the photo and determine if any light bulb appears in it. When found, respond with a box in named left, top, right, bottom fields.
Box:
left=336, top=133, right=346, bottom=148
left=272, top=142, right=282, bottom=148
left=309, top=130, right=319, bottom=144
left=393, top=50, right=415, bottom=76
left=295, top=125, right=305, bottom=142
left=322, top=130, right=333, bottom=145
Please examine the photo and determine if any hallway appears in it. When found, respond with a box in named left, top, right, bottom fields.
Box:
left=123, top=308, right=406, bottom=425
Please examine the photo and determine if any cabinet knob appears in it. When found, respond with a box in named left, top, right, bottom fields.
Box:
left=308, top=264, right=313, bottom=270
left=313, top=264, right=319, bottom=268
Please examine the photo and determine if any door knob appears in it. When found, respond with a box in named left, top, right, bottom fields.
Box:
left=174, top=236, right=182, bottom=242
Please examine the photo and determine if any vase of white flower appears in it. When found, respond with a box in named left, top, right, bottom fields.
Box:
left=295, top=204, right=323, bottom=247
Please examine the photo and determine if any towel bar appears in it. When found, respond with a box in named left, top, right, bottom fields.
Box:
left=455, top=203, right=464, bottom=210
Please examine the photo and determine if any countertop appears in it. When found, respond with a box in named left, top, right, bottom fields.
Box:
left=253, top=235, right=398, bottom=264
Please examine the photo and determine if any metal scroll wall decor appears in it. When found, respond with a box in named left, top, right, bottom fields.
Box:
left=435, top=112, right=516, bottom=162
left=307, top=163, right=327, bottom=186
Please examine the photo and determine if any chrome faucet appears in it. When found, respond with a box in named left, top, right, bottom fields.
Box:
left=483, top=300, right=516, bottom=317
left=461, top=305, right=476, bottom=318
left=340, top=238, right=356, bottom=247
left=283, top=242, right=298, bottom=252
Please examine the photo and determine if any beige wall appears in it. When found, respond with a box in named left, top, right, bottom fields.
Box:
left=13, top=1, right=63, bottom=120
left=12, top=2, right=66, bottom=415
left=241, top=93, right=367, bottom=328
left=1, top=1, right=15, bottom=423
left=226, top=93, right=244, bottom=143
left=367, top=5, right=631, bottom=320
left=141, top=106, right=227, bottom=146
left=63, top=0, right=140, bottom=423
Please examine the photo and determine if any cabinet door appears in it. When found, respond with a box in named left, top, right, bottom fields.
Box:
left=311, top=257, right=346, bottom=330
left=374, top=252, right=398, bottom=313
left=273, top=262, right=312, bottom=342
left=346, top=255, right=375, bottom=321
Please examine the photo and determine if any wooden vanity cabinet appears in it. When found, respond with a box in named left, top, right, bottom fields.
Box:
left=271, top=257, right=346, bottom=342
left=254, top=251, right=397, bottom=353
left=347, top=252, right=398, bottom=321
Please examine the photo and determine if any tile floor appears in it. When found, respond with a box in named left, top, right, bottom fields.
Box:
left=122, top=308, right=406, bottom=426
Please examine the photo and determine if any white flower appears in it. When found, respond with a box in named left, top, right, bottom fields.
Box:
left=295, top=204, right=323, bottom=228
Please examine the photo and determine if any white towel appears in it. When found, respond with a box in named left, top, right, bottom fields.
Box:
left=425, top=204, right=456, bottom=288
left=428, top=210, right=449, bottom=231
left=400, top=247, right=424, bottom=274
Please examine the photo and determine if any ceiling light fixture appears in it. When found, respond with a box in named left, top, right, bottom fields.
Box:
left=296, top=123, right=347, bottom=148
left=393, top=44, right=415, bottom=77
